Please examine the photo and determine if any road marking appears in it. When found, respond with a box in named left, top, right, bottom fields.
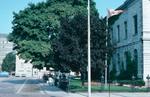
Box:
left=16, top=79, right=28, bottom=94
left=40, top=90, right=45, bottom=94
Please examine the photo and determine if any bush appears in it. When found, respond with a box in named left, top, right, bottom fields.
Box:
left=134, top=80, right=145, bottom=87
left=117, top=80, right=145, bottom=87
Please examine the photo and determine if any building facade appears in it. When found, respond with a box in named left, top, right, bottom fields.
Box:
left=110, top=0, right=150, bottom=80
left=15, top=55, right=33, bottom=77
left=0, top=34, right=13, bottom=71
left=0, top=34, right=35, bottom=77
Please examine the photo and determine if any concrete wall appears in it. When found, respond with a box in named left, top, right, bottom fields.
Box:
left=142, top=0, right=150, bottom=80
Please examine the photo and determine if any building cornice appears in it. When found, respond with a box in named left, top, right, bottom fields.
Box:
left=116, top=0, right=136, bottom=10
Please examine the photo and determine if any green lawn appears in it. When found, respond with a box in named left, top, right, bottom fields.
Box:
left=68, top=79, right=148, bottom=92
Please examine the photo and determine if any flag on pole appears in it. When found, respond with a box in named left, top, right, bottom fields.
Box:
left=104, top=9, right=124, bottom=87
left=107, top=9, right=124, bottom=18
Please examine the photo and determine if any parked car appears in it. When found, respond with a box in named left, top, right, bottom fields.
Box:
left=10, top=71, right=15, bottom=76
left=0, top=71, right=9, bottom=77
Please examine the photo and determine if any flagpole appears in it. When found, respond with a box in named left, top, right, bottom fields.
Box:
left=105, top=15, right=108, bottom=88
left=88, top=0, right=91, bottom=97
left=105, top=9, right=124, bottom=88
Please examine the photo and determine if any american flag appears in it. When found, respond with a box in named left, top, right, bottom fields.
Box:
left=107, top=9, right=124, bottom=18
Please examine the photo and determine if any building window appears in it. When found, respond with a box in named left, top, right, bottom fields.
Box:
left=133, top=15, right=138, bottom=35
left=133, top=49, right=138, bottom=77
left=117, top=25, right=120, bottom=42
left=117, top=53, right=120, bottom=70
left=124, top=51, right=128, bottom=70
left=110, top=27, right=113, bottom=43
left=134, top=49, right=138, bottom=64
left=124, top=21, right=127, bottom=39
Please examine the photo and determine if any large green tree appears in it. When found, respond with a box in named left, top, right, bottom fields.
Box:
left=9, top=0, right=95, bottom=68
left=8, top=0, right=110, bottom=83
left=53, top=12, right=107, bottom=84
left=9, top=0, right=100, bottom=68
left=2, top=52, right=16, bottom=72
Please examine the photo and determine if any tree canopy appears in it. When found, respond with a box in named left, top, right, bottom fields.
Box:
left=53, top=12, right=107, bottom=71
left=9, top=0, right=109, bottom=75
left=2, top=52, right=16, bottom=72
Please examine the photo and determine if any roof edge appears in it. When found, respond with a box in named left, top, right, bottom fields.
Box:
left=116, top=0, right=136, bottom=10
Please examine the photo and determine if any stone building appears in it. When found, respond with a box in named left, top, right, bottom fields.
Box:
left=109, top=0, right=150, bottom=80
left=0, top=34, right=13, bottom=71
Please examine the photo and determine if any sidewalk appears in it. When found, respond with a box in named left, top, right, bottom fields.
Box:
left=39, top=83, right=83, bottom=97
left=39, top=83, right=150, bottom=97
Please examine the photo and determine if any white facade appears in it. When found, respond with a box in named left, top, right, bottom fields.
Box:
left=110, top=0, right=150, bottom=80
left=142, top=0, right=150, bottom=81
left=15, top=55, right=49, bottom=78
left=15, top=55, right=33, bottom=77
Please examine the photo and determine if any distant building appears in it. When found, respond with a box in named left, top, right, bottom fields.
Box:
left=109, top=0, right=150, bottom=80
left=15, top=55, right=33, bottom=77
left=0, top=34, right=37, bottom=77
left=0, top=34, right=13, bottom=71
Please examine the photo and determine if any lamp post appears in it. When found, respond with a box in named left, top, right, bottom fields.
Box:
left=132, top=75, right=135, bottom=91
left=101, top=75, right=104, bottom=91
left=132, top=75, right=135, bottom=80
left=146, top=74, right=150, bottom=91
left=87, top=0, right=91, bottom=97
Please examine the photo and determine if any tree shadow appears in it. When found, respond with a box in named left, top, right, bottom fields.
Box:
left=2, top=78, right=44, bottom=84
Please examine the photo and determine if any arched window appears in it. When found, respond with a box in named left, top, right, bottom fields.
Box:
left=117, top=53, right=120, bottom=70
left=124, top=51, right=128, bottom=70
left=134, top=49, right=138, bottom=64
left=133, top=49, right=138, bottom=77
left=124, top=52, right=128, bottom=62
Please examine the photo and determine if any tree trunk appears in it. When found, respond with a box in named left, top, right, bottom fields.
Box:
left=80, top=71, right=86, bottom=86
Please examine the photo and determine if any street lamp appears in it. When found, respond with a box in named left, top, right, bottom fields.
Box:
left=132, top=75, right=135, bottom=80
left=101, top=75, right=104, bottom=91
left=132, top=75, right=135, bottom=91
left=146, top=74, right=150, bottom=91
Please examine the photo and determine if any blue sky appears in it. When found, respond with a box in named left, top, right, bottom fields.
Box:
left=0, top=0, right=125, bottom=34
left=95, top=0, right=126, bottom=17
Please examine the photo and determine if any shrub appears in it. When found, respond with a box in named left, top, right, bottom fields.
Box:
left=134, top=80, right=145, bottom=87
left=117, top=80, right=145, bottom=87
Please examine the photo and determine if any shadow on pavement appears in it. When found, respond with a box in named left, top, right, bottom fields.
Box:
left=2, top=78, right=44, bottom=85
left=40, top=84, right=63, bottom=92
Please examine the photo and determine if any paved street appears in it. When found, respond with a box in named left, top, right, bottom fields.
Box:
left=0, top=77, right=150, bottom=97
left=0, top=77, right=50, bottom=97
